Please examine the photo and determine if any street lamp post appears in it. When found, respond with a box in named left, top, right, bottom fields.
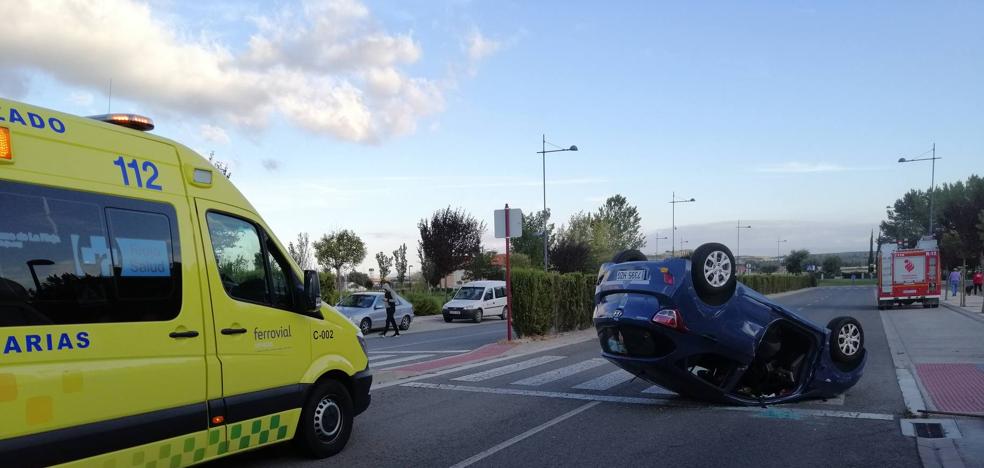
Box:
left=669, top=192, right=696, bottom=257
left=653, top=233, right=668, bottom=257
left=680, top=238, right=689, bottom=253
left=736, top=220, right=751, bottom=271
left=537, top=134, right=578, bottom=270
left=407, top=264, right=414, bottom=289
left=777, top=238, right=787, bottom=264
left=898, top=143, right=942, bottom=236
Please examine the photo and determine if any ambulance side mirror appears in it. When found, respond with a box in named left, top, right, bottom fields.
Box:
left=302, top=270, right=322, bottom=315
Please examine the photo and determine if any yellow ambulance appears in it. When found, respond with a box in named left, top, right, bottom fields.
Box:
left=0, top=97, right=371, bottom=466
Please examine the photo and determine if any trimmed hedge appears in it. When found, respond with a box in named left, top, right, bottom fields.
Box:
left=740, top=274, right=816, bottom=294
left=511, top=269, right=595, bottom=337
left=403, top=292, right=442, bottom=316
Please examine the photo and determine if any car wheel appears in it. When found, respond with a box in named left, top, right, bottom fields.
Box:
left=690, top=243, right=737, bottom=306
left=472, top=309, right=483, bottom=323
left=294, top=380, right=353, bottom=458
left=612, top=249, right=647, bottom=263
left=359, top=318, right=371, bottom=335
left=827, top=317, right=864, bottom=364
left=501, top=306, right=509, bottom=320
left=443, top=314, right=453, bottom=323
left=399, top=315, right=411, bottom=330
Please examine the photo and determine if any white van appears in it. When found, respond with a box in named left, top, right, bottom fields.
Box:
left=441, top=280, right=507, bottom=323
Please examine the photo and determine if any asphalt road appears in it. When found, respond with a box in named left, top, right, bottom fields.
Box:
left=217, top=286, right=920, bottom=467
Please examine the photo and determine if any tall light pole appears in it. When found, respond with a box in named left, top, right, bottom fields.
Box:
left=653, top=233, right=668, bottom=257
left=777, top=238, right=787, bottom=263
left=680, top=237, right=689, bottom=253
left=898, top=143, right=941, bottom=237
left=537, top=134, right=578, bottom=269
left=669, top=192, right=696, bottom=257
left=736, top=220, right=751, bottom=271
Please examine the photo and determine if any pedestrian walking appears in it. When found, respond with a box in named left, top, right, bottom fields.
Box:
left=380, top=282, right=400, bottom=337
left=973, top=269, right=983, bottom=296
left=948, top=268, right=961, bottom=297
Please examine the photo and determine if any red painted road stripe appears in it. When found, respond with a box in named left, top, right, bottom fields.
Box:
left=915, top=363, right=984, bottom=415
left=392, top=343, right=516, bottom=372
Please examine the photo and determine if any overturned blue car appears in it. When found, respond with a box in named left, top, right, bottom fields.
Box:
left=594, top=243, right=865, bottom=405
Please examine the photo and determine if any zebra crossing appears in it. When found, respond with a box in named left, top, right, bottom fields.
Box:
left=398, top=353, right=849, bottom=407
left=368, top=350, right=468, bottom=370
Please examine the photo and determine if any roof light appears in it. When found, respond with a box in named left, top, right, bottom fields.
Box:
left=193, top=168, right=213, bottom=185
left=0, top=127, right=11, bottom=160
left=87, top=113, right=155, bottom=131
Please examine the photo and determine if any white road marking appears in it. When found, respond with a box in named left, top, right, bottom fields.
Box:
left=371, top=354, right=435, bottom=368
left=512, top=358, right=608, bottom=386
left=641, top=384, right=675, bottom=395
left=452, top=356, right=566, bottom=382
left=372, top=328, right=505, bottom=351
left=449, top=401, right=601, bottom=468
left=369, top=350, right=470, bottom=354
left=368, top=354, right=397, bottom=361
left=572, top=369, right=637, bottom=391
left=401, top=382, right=896, bottom=421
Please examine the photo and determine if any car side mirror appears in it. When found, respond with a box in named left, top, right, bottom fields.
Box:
left=302, top=270, right=322, bottom=315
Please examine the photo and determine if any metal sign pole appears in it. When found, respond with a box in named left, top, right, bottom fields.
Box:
left=505, top=204, right=513, bottom=341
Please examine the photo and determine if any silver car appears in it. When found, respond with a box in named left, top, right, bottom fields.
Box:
left=336, top=291, right=414, bottom=335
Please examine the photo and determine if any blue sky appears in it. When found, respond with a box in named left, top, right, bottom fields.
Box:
left=3, top=0, right=982, bottom=271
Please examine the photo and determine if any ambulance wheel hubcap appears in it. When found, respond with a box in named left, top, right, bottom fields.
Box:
left=313, top=398, right=342, bottom=441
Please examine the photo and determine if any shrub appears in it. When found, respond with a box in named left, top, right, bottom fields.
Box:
left=403, top=292, right=442, bottom=316
left=740, top=274, right=814, bottom=294
left=510, top=269, right=596, bottom=337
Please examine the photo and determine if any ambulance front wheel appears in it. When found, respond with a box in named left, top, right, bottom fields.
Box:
left=296, top=379, right=354, bottom=458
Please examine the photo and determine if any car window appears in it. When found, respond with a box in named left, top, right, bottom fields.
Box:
left=494, top=287, right=506, bottom=298
left=0, top=180, right=182, bottom=326
left=483, top=288, right=493, bottom=301
left=453, top=287, right=484, bottom=300
left=338, top=294, right=375, bottom=308
left=266, top=239, right=293, bottom=310
left=206, top=212, right=269, bottom=304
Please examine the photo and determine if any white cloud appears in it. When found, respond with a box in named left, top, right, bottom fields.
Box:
left=464, top=29, right=501, bottom=62
left=68, top=91, right=94, bottom=106
left=200, top=124, right=230, bottom=144
left=754, top=162, right=849, bottom=173
left=0, top=0, right=444, bottom=143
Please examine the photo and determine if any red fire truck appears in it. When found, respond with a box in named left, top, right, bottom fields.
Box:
left=877, top=236, right=941, bottom=309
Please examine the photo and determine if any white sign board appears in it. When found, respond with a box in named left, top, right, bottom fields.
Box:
left=893, top=255, right=925, bottom=284
left=494, top=208, right=523, bottom=239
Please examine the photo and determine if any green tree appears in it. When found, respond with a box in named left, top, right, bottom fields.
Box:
left=880, top=189, right=931, bottom=248
left=393, top=243, right=408, bottom=284
left=375, top=251, right=393, bottom=281
left=550, top=238, right=593, bottom=273
left=759, top=263, right=779, bottom=274
left=313, top=230, right=367, bottom=292
left=417, top=207, right=485, bottom=287
left=596, top=194, right=646, bottom=251
left=785, top=249, right=810, bottom=274
left=465, top=250, right=504, bottom=281
left=511, top=209, right=554, bottom=269
left=287, top=232, right=314, bottom=270
left=822, top=256, right=843, bottom=277
left=347, top=271, right=370, bottom=288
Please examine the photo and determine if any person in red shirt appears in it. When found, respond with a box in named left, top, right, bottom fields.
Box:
left=974, top=269, right=983, bottom=296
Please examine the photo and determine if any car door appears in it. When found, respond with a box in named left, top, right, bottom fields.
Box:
left=494, top=287, right=507, bottom=315
left=370, top=296, right=387, bottom=324
left=196, top=200, right=311, bottom=403
left=482, top=288, right=496, bottom=314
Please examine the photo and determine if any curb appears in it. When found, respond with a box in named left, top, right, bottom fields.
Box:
left=940, top=301, right=984, bottom=325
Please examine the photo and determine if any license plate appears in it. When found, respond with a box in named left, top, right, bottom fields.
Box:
left=615, top=269, right=647, bottom=281
left=450, top=310, right=460, bottom=315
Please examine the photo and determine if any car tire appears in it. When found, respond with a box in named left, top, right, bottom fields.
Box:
left=827, top=317, right=864, bottom=364
left=690, top=243, right=737, bottom=306
left=359, top=318, right=371, bottom=335
left=501, top=306, right=509, bottom=320
left=443, top=314, right=453, bottom=323
left=612, top=249, right=647, bottom=263
left=472, top=309, right=483, bottom=323
left=294, top=379, right=353, bottom=458
left=399, top=315, right=411, bottom=330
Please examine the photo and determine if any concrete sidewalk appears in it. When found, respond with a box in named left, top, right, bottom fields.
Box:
left=942, top=290, right=984, bottom=317
left=882, top=296, right=984, bottom=467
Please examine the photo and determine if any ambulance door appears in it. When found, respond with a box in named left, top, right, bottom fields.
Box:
left=194, top=199, right=311, bottom=412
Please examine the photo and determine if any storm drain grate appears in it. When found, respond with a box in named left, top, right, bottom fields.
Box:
left=912, top=422, right=945, bottom=439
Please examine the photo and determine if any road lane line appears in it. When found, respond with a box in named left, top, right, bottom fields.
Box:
left=369, top=350, right=470, bottom=354
left=371, top=354, right=435, bottom=368
left=572, top=369, right=636, bottom=391
left=511, top=358, right=608, bottom=386
left=368, top=354, right=397, bottom=361
left=453, top=356, right=566, bottom=382
left=641, top=384, right=675, bottom=395
left=449, top=401, right=601, bottom=468
left=372, top=329, right=505, bottom=351
left=400, top=382, right=896, bottom=421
